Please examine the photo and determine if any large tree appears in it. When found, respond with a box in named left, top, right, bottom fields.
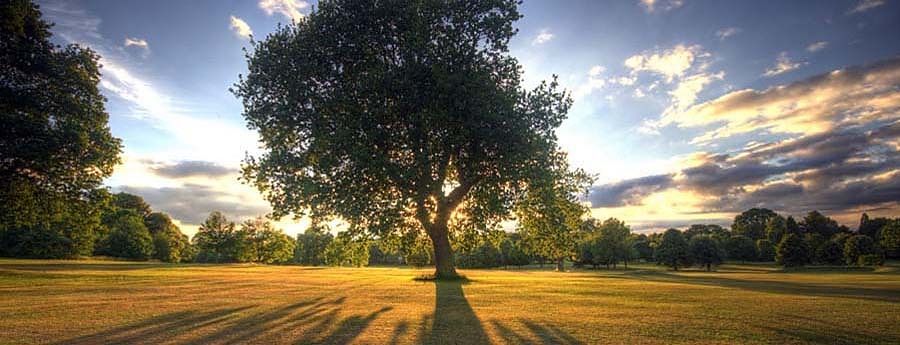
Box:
left=0, top=0, right=121, bottom=257
left=235, top=0, right=572, bottom=278
left=731, top=208, right=779, bottom=241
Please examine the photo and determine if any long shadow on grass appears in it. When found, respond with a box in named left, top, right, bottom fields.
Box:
left=762, top=313, right=900, bottom=344
left=420, top=279, right=491, bottom=344
left=53, top=296, right=394, bottom=344
left=490, top=319, right=584, bottom=345
left=618, top=270, right=900, bottom=303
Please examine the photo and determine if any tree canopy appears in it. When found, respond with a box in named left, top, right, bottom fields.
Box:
left=235, top=0, right=573, bottom=278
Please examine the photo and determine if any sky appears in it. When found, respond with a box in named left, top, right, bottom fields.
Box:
left=37, top=0, right=900, bottom=236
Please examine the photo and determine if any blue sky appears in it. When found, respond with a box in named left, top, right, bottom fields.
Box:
left=38, top=0, right=900, bottom=235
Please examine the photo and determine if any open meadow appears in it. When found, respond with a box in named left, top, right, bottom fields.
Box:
left=1, top=259, right=899, bottom=344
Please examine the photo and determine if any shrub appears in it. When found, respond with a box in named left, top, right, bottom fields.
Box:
left=857, top=254, right=884, bottom=267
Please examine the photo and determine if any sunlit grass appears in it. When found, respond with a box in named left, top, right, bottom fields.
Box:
left=1, top=259, right=898, bottom=344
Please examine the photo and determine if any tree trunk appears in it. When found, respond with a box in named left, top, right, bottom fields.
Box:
left=427, top=223, right=459, bottom=279
left=706, top=263, right=711, bottom=272
left=555, top=258, right=564, bottom=271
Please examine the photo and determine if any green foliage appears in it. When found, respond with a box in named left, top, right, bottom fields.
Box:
left=690, top=235, right=723, bottom=271
left=843, top=235, right=876, bottom=266
left=456, top=242, right=502, bottom=269
left=192, top=211, right=239, bottom=263
left=725, top=235, right=758, bottom=262
left=144, top=212, right=191, bottom=263
left=97, top=210, right=153, bottom=260
left=323, top=232, right=369, bottom=267
left=857, top=254, right=884, bottom=267
left=785, top=216, right=801, bottom=236
left=0, top=0, right=120, bottom=258
left=858, top=213, right=889, bottom=240
left=631, top=234, right=653, bottom=261
left=756, top=239, right=775, bottom=262
left=403, top=237, right=434, bottom=267
left=0, top=0, right=122, bottom=196
left=801, top=211, right=841, bottom=239
left=879, top=220, right=900, bottom=259
left=815, top=240, right=844, bottom=266
left=655, top=229, right=690, bottom=270
left=731, top=208, right=779, bottom=241
left=234, top=0, right=571, bottom=277
left=236, top=217, right=296, bottom=264
left=0, top=183, right=106, bottom=258
left=294, top=225, right=334, bottom=266
left=499, top=233, right=531, bottom=267
left=112, top=193, right=152, bottom=219
left=803, top=233, right=826, bottom=264
left=517, top=162, right=591, bottom=271
left=764, top=216, right=787, bottom=245
left=776, top=233, right=808, bottom=267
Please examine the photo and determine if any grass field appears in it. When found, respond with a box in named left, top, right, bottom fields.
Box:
left=1, top=259, right=899, bottom=344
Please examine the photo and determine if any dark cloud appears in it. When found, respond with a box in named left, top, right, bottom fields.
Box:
left=116, top=184, right=269, bottom=225
left=587, top=174, right=674, bottom=207
left=685, top=122, right=900, bottom=214
left=150, top=161, right=238, bottom=178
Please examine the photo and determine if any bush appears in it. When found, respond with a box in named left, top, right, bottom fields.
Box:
left=857, top=254, right=884, bottom=267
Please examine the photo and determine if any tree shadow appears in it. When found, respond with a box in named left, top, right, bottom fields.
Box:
left=53, top=296, right=395, bottom=344
left=617, top=270, right=900, bottom=303
left=421, top=279, right=490, bottom=344
left=490, top=319, right=584, bottom=345
left=759, top=313, right=899, bottom=344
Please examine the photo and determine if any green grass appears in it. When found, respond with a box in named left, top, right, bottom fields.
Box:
left=1, top=259, right=899, bottom=344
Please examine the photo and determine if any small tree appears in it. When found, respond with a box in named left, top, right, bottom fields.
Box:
left=844, top=235, right=876, bottom=266
left=776, top=233, right=808, bottom=267
left=690, top=235, right=723, bottom=271
left=517, top=161, right=590, bottom=272
left=655, top=229, right=690, bottom=271
left=192, top=211, right=238, bottom=263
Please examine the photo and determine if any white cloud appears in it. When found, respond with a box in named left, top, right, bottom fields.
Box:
left=124, top=37, right=148, bottom=49
left=640, top=0, right=684, bottom=13
left=259, top=0, right=308, bottom=22
left=715, top=27, right=741, bottom=41
left=807, top=41, right=828, bottom=52
left=572, top=65, right=607, bottom=100
left=531, top=29, right=555, bottom=46
left=230, top=15, right=253, bottom=39
left=659, top=57, right=900, bottom=143
left=848, top=0, right=885, bottom=14
left=625, top=44, right=706, bottom=82
left=763, top=52, right=805, bottom=77
left=664, top=71, right=725, bottom=116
